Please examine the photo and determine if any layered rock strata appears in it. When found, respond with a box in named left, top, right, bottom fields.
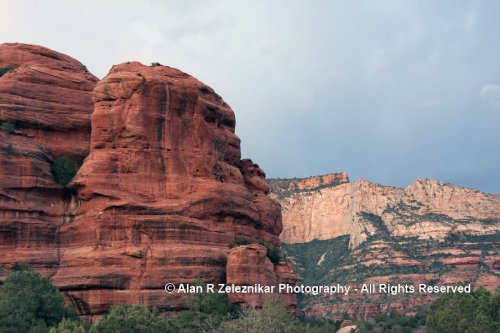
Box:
left=0, top=43, right=98, bottom=163
left=270, top=175, right=500, bottom=247
left=54, top=62, right=293, bottom=317
left=270, top=174, right=500, bottom=318
left=226, top=244, right=297, bottom=311
left=0, top=46, right=295, bottom=319
left=0, top=43, right=97, bottom=279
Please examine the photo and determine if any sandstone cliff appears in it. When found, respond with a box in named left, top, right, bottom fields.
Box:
left=0, top=43, right=98, bottom=163
left=270, top=174, right=499, bottom=318
left=0, top=43, right=97, bottom=281
left=56, top=62, right=293, bottom=317
left=270, top=174, right=500, bottom=247
left=0, top=44, right=295, bottom=319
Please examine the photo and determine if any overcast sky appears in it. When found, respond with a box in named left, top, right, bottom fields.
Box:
left=2, top=0, right=500, bottom=193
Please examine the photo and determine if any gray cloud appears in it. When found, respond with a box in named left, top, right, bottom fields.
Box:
left=2, top=0, right=499, bottom=193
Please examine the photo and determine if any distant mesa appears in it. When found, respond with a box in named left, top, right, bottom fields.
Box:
left=270, top=173, right=500, bottom=318
left=269, top=171, right=350, bottom=198
left=269, top=173, right=500, bottom=246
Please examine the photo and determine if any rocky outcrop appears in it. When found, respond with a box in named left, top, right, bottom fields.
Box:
left=270, top=172, right=349, bottom=199
left=271, top=174, right=500, bottom=319
left=337, top=323, right=360, bottom=333
left=0, top=43, right=96, bottom=281
left=0, top=50, right=295, bottom=320
left=270, top=176, right=500, bottom=247
left=226, top=244, right=297, bottom=312
left=226, top=244, right=278, bottom=306
left=0, top=43, right=98, bottom=164
left=0, top=130, right=60, bottom=277
left=52, top=62, right=292, bottom=317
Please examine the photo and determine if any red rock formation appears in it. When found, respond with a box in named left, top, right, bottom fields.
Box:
left=274, top=260, right=299, bottom=311
left=0, top=43, right=98, bottom=164
left=226, top=244, right=297, bottom=311
left=226, top=244, right=278, bottom=306
left=0, top=46, right=295, bottom=319
left=49, top=62, right=292, bottom=318
left=0, top=43, right=96, bottom=282
left=0, top=131, right=60, bottom=276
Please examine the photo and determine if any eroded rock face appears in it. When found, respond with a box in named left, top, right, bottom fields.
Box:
left=0, top=43, right=96, bottom=280
left=0, top=131, right=61, bottom=276
left=226, top=244, right=297, bottom=312
left=272, top=174, right=500, bottom=319
left=226, top=244, right=278, bottom=306
left=0, top=46, right=295, bottom=319
left=0, top=43, right=98, bottom=164
left=51, top=62, right=290, bottom=317
left=270, top=176, right=500, bottom=247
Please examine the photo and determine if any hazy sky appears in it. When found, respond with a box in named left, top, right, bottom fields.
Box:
left=2, top=0, right=500, bottom=193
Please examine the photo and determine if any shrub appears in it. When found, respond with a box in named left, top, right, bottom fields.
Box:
left=297, top=316, right=341, bottom=333
left=0, top=268, right=78, bottom=333
left=185, top=280, right=237, bottom=316
left=235, top=236, right=252, bottom=246
left=89, top=304, right=172, bottom=333
left=1, top=122, right=15, bottom=134
left=166, top=279, right=237, bottom=332
left=426, top=287, right=500, bottom=333
left=0, top=67, right=12, bottom=77
left=6, top=144, right=15, bottom=155
left=364, top=310, right=427, bottom=333
left=258, top=241, right=281, bottom=264
left=216, top=297, right=302, bottom=333
left=53, top=156, right=76, bottom=186
left=49, top=318, right=85, bottom=333
left=266, top=246, right=281, bottom=264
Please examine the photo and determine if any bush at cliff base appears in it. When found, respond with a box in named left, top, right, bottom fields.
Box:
left=88, top=305, right=171, bottom=333
left=216, top=297, right=298, bottom=333
left=0, top=268, right=79, bottom=333
left=216, top=297, right=340, bottom=333
left=48, top=318, right=85, bottom=333
left=426, top=287, right=500, bottom=333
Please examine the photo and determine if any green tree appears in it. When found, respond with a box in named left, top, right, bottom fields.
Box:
left=53, top=156, right=76, bottom=186
left=167, top=279, right=237, bottom=332
left=216, top=297, right=303, bottom=333
left=89, top=304, right=172, bottom=333
left=426, top=287, right=500, bottom=333
left=48, top=318, right=85, bottom=333
left=266, top=246, right=281, bottom=264
left=0, top=268, right=78, bottom=333
left=185, top=280, right=236, bottom=316
left=258, top=241, right=282, bottom=264
left=1, top=121, right=15, bottom=134
left=0, top=67, right=12, bottom=77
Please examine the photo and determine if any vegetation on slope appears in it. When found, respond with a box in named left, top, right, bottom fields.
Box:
left=281, top=235, right=351, bottom=285
left=282, top=219, right=500, bottom=315
left=2, top=267, right=499, bottom=332
left=0, top=268, right=341, bottom=332
left=0, top=267, right=79, bottom=333
left=1, top=267, right=498, bottom=332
